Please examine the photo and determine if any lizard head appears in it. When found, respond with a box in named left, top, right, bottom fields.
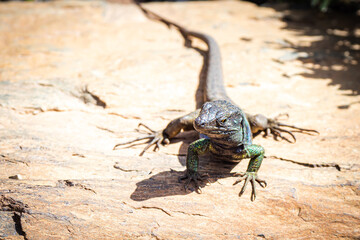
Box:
left=194, top=100, right=251, bottom=145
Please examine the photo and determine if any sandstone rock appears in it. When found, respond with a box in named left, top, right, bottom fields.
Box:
left=0, top=1, right=359, bottom=239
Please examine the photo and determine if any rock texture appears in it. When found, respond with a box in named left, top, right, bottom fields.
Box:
left=0, top=1, right=359, bottom=239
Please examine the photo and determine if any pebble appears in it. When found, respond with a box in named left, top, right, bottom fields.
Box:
left=9, top=174, right=23, bottom=180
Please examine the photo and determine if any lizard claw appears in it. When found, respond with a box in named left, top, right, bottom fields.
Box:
left=233, top=172, right=267, bottom=201
left=267, top=117, right=319, bottom=143
left=250, top=114, right=319, bottom=143
left=179, top=170, right=210, bottom=194
left=113, top=123, right=169, bottom=156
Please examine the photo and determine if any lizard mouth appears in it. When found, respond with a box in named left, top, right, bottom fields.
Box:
left=195, top=126, right=238, bottom=135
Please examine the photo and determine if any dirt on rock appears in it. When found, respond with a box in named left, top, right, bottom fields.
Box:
left=0, top=1, right=359, bottom=239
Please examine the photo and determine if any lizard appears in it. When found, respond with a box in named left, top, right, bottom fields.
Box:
left=114, top=3, right=318, bottom=201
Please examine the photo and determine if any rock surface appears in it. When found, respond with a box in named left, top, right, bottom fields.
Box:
left=0, top=1, right=359, bottom=239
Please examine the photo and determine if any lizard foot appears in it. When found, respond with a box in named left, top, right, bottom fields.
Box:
left=233, top=172, right=267, bottom=201
left=251, top=113, right=319, bottom=143
left=113, top=123, right=169, bottom=156
left=179, top=170, right=210, bottom=194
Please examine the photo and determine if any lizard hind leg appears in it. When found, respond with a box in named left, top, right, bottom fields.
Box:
left=249, top=113, right=319, bottom=143
left=268, top=114, right=319, bottom=143
left=113, top=110, right=199, bottom=156
left=113, top=123, right=168, bottom=156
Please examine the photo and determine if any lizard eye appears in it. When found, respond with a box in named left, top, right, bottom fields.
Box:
left=217, top=118, right=227, bottom=126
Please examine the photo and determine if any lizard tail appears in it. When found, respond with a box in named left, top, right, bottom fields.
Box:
left=134, top=1, right=230, bottom=104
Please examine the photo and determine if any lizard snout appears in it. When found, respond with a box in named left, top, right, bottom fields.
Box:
left=194, top=116, right=207, bottom=130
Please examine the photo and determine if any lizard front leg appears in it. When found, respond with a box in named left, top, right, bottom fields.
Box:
left=233, top=144, right=267, bottom=201
left=113, top=109, right=200, bottom=156
left=179, top=138, right=210, bottom=193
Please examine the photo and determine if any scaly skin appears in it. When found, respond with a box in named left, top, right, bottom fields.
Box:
left=178, top=100, right=266, bottom=200
left=114, top=3, right=318, bottom=200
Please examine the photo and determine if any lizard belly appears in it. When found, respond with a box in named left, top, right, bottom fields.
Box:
left=208, top=142, right=246, bottom=163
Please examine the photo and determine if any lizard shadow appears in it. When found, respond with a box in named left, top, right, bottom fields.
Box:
left=130, top=149, right=242, bottom=201
left=130, top=129, right=251, bottom=201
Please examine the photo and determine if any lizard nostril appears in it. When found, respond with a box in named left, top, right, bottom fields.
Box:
left=194, top=117, right=205, bottom=128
